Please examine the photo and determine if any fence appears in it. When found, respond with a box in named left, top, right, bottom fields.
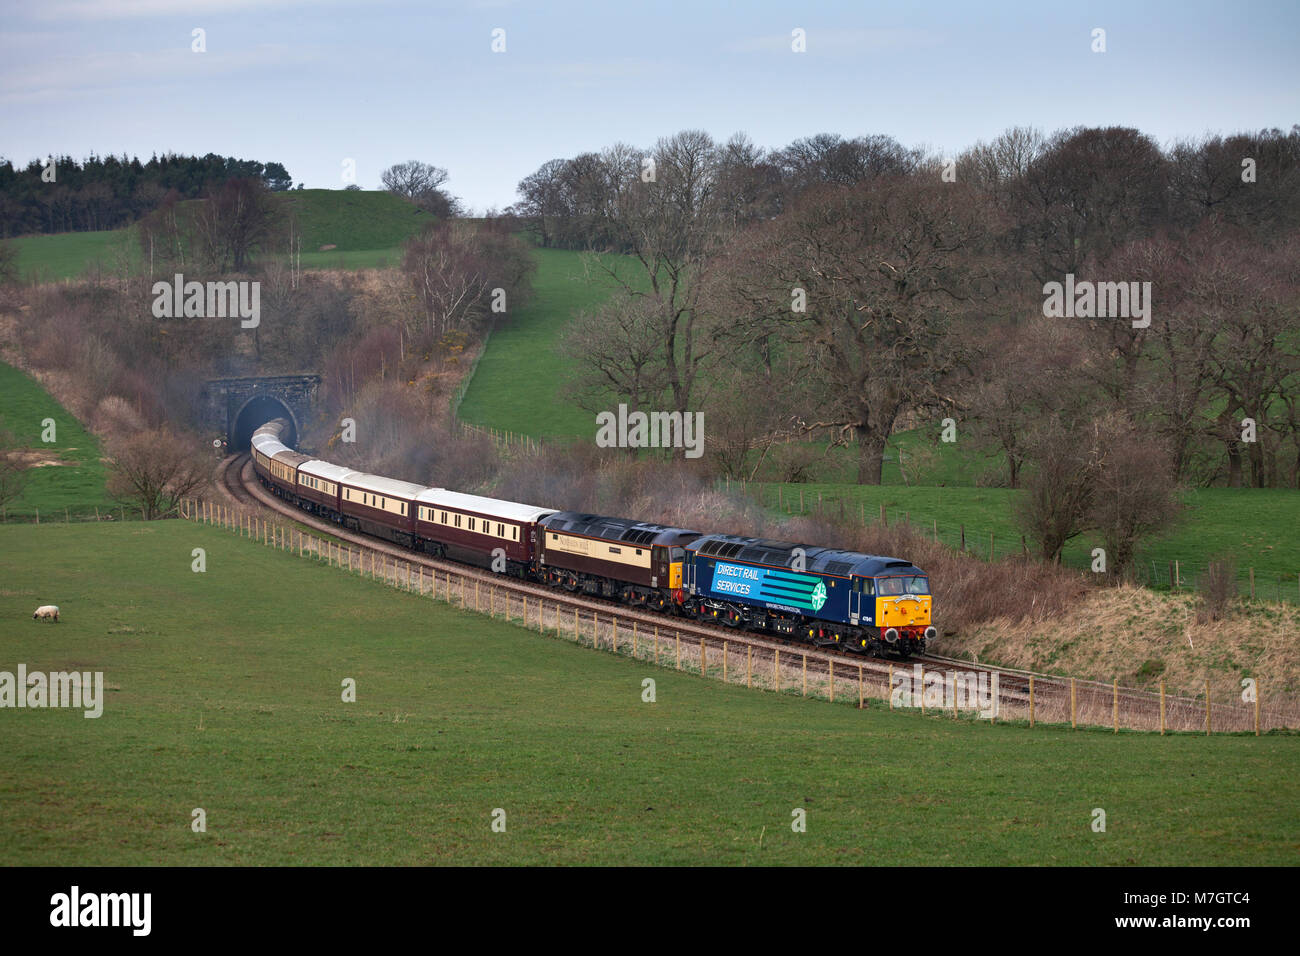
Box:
left=1, top=505, right=144, bottom=524
left=455, top=420, right=547, bottom=454
left=179, top=495, right=1299, bottom=734
left=723, top=479, right=1300, bottom=605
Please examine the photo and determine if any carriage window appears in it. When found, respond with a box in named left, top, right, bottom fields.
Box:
left=469, top=517, right=476, bottom=531
left=512, top=527, right=519, bottom=541
left=498, top=523, right=505, bottom=537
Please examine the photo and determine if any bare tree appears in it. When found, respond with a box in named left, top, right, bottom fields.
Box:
left=192, top=177, right=281, bottom=272
left=382, top=161, right=450, bottom=200
left=713, top=175, right=1001, bottom=483
left=382, top=161, right=460, bottom=217
left=574, top=130, right=730, bottom=426
left=106, top=428, right=211, bottom=520
left=0, top=428, right=31, bottom=514
left=1088, top=419, right=1183, bottom=579
left=1014, top=418, right=1101, bottom=563
left=401, top=222, right=534, bottom=346
left=562, top=296, right=668, bottom=420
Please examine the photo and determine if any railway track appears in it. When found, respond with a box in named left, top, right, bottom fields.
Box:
left=203, top=456, right=1283, bottom=730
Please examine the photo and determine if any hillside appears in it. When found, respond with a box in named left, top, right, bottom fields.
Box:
left=0, top=359, right=114, bottom=519
left=7, top=189, right=429, bottom=281
left=2, top=520, right=1296, bottom=866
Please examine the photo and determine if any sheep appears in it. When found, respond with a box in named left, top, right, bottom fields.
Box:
left=33, top=605, right=60, bottom=623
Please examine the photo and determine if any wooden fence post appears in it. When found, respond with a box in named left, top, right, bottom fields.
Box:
left=920, top=664, right=926, bottom=715
left=888, top=663, right=894, bottom=710
left=723, top=642, right=728, bottom=683
left=1160, top=678, right=1166, bottom=735
left=858, top=665, right=864, bottom=709
left=1071, top=678, right=1077, bottom=729
left=1249, top=567, right=1255, bottom=600
left=676, top=632, right=681, bottom=670
left=1029, top=675, right=1034, bottom=727
left=1255, top=681, right=1261, bottom=736
left=633, top=621, right=638, bottom=658
left=574, top=607, right=579, bottom=640
left=655, top=626, right=660, bottom=665
left=1112, top=678, right=1118, bottom=734
left=828, top=660, right=834, bottom=703
left=1205, top=678, right=1211, bottom=736
left=802, top=654, right=807, bottom=696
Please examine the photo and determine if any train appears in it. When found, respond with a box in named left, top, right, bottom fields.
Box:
left=249, top=419, right=935, bottom=657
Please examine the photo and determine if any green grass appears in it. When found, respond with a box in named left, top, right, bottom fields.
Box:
left=284, top=189, right=430, bottom=252
left=1, top=520, right=1296, bottom=865
left=456, top=248, right=636, bottom=438
left=0, top=360, right=115, bottom=519
left=8, top=190, right=426, bottom=281
left=9, top=229, right=140, bottom=282
left=747, top=480, right=1300, bottom=595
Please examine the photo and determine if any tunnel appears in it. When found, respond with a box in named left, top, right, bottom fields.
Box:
left=232, top=394, right=299, bottom=451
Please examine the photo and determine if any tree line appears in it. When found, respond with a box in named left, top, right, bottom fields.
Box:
left=509, top=126, right=1300, bottom=573
left=0, top=152, right=293, bottom=237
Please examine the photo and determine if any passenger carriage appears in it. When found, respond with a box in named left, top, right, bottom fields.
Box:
left=413, top=488, right=554, bottom=574
left=337, top=472, right=427, bottom=548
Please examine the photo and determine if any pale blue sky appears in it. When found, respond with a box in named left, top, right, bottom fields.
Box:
left=3, top=0, right=1297, bottom=211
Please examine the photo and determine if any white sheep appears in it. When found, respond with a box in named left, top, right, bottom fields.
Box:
left=33, top=605, right=60, bottom=623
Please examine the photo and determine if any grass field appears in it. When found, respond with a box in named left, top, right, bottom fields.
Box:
left=9, top=229, right=139, bottom=282
left=8, top=189, right=426, bottom=281
left=1, top=520, right=1296, bottom=865
left=455, top=248, right=640, bottom=438
left=0, top=360, right=115, bottom=519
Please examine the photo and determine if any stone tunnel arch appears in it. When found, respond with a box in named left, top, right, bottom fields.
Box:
left=232, top=394, right=299, bottom=451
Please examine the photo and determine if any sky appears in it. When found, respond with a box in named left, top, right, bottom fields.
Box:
left=2, top=0, right=1298, bottom=212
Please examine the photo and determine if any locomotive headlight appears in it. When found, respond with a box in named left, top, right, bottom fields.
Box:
left=884, top=628, right=899, bottom=643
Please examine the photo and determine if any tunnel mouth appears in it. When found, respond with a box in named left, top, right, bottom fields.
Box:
left=232, top=395, right=298, bottom=451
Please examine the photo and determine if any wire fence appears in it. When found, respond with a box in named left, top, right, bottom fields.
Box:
left=0, top=505, right=145, bottom=524
left=724, top=479, right=1300, bottom=605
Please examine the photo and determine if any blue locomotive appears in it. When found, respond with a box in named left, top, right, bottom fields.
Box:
left=682, top=534, right=934, bottom=657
